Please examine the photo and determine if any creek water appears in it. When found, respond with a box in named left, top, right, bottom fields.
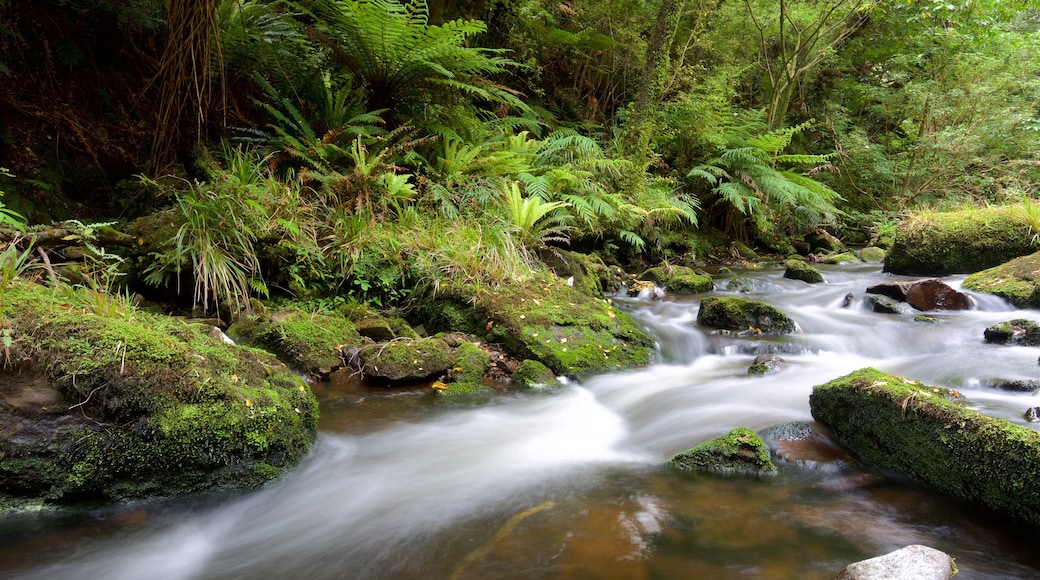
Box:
left=4, top=263, right=1040, bottom=579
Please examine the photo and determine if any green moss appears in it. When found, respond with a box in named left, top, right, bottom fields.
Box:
left=983, top=319, right=1040, bottom=346
left=512, top=359, right=560, bottom=390
left=885, top=206, right=1038, bottom=275
left=359, top=337, right=455, bottom=384
left=962, top=251, right=1040, bottom=308
left=810, top=368, right=1040, bottom=525
left=0, top=283, right=319, bottom=504
left=435, top=381, right=494, bottom=402
left=667, top=427, right=777, bottom=477
left=230, top=307, right=361, bottom=374
left=697, top=296, right=797, bottom=334
left=819, top=252, right=860, bottom=265
left=783, top=259, right=824, bottom=284
left=451, top=340, right=490, bottom=384
left=859, top=246, right=887, bottom=262
left=641, top=265, right=713, bottom=293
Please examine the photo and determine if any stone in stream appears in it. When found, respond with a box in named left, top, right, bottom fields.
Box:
left=748, top=353, right=784, bottom=376
left=983, top=318, right=1040, bottom=346
left=962, top=250, right=1040, bottom=309
left=866, top=295, right=914, bottom=315
left=810, top=368, right=1040, bottom=526
left=783, top=259, right=824, bottom=284
left=986, top=378, right=1040, bottom=393
left=865, top=279, right=971, bottom=311
left=667, top=427, right=777, bottom=477
left=697, top=296, right=797, bottom=335
left=834, top=544, right=956, bottom=580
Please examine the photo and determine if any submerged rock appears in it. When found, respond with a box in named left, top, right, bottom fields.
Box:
left=866, top=279, right=971, bottom=311
left=983, top=319, right=1040, bottom=346
left=0, top=283, right=319, bottom=505
left=810, top=367, right=1040, bottom=525
left=987, top=379, right=1040, bottom=393
left=835, top=545, right=956, bottom=580
left=667, top=427, right=777, bottom=477
left=963, top=251, right=1040, bottom=308
left=748, top=353, right=784, bottom=375
left=866, top=295, right=914, bottom=315
left=698, top=296, right=797, bottom=335
left=783, top=259, right=824, bottom=284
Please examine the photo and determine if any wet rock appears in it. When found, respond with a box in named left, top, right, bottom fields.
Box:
left=805, top=230, right=846, bottom=253
left=697, top=296, right=797, bottom=335
left=988, top=379, right=1040, bottom=393
left=626, top=279, right=663, bottom=299
left=512, top=359, right=560, bottom=390
left=866, top=279, right=971, bottom=311
left=640, top=265, right=713, bottom=294
left=748, top=353, right=784, bottom=375
left=358, top=338, right=455, bottom=384
left=962, top=251, right=1040, bottom=308
left=819, top=251, right=860, bottom=265
left=835, top=544, right=955, bottom=580
left=783, top=260, right=824, bottom=284
left=841, top=293, right=855, bottom=308
left=811, top=368, right=1040, bottom=526
left=983, top=319, right=1040, bottom=346
left=859, top=246, right=887, bottom=263
left=229, top=307, right=361, bottom=376
left=760, top=421, right=859, bottom=471
left=1025, top=407, right=1040, bottom=422
left=355, top=317, right=397, bottom=342
left=725, top=275, right=783, bottom=293
left=667, top=427, right=777, bottom=477
left=866, top=295, right=913, bottom=315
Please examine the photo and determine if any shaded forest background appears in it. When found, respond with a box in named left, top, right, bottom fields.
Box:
left=0, top=0, right=1037, bottom=312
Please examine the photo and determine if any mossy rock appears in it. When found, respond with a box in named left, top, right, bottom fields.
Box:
left=819, top=252, right=861, bottom=265
left=538, top=249, right=614, bottom=296
left=0, top=283, right=319, bottom=505
left=748, top=353, right=783, bottom=376
left=783, top=259, right=824, bottom=284
left=434, top=381, right=494, bottom=402
left=512, top=359, right=560, bottom=390
left=640, top=265, right=714, bottom=294
left=667, top=427, right=777, bottom=477
left=358, top=337, right=456, bottom=384
left=805, top=230, right=846, bottom=253
left=884, top=206, right=1039, bottom=275
left=810, top=368, right=1040, bottom=526
left=859, top=246, right=887, bottom=263
left=983, top=319, right=1040, bottom=346
left=229, top=307, right=361, bottom=375
left=697, top=296, right=797, bottom=335
left=451, top=340, right=491, bottom=384
left=962, top=251, right=1040, bottom=308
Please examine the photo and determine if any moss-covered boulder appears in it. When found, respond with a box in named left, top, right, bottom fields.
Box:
left=0, top=283, right=319, bottom=505
left=667, top=427, right=777, bottom=477
left=884, top=206, right=1038, bottom=275
left=538, top=248, right=617, bottom=297
left=859, top=246, right=887, bottom=263
left=819, top=251, right=861, bottom=265
left=357, top=337, right=456, bottom=384
left=512, top=359, right=560, bottom=390
left=783, top=260, right=824, bottom=283
left=640, top=265, right=713, bottom=294
left=805, top=230, right=846, bottom=253
left=419, top=277, right=653, bottom=379
left=697, top=296, right=797, bottom=334
left=983, top=319, right=1040, bottom=346
left=229, top=307, right=361, bottom=375
left=962, top=251, right=1040, bottom=308
left=810, top=368, right=1040, bottom=525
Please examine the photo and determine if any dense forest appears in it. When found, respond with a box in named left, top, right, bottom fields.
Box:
left=1, top=0, right=1037, bottom=312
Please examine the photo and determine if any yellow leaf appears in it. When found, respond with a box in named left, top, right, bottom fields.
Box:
left=431, top=381, right=449, bottom=390
left=231, top=373, right=239, bottom=383
left=245, top=398, right=252, bottom=407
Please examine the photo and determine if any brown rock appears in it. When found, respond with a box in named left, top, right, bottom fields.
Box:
left=866, top=279, right=971, bottom=311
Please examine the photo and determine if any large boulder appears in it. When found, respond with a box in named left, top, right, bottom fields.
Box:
left=884, top=206, right=1038, bottom=275
left=835, top=545, right=956, bottom=580
left=357, top=337, right=456, bottom=384
left=0, top=283, right=319, bottom=505
left=667, top=427, right=777, bottom=477
left=415, top=277, right=654, bottom=379
left=810, top=368, right=1040, bottom=525
left=962, top=251, right=1040, bottom=308
left=865, top=279, right=971, bottom=311
left=229, top=307, right=362, bottom=376
left=783, top=259, right=824, bottom=284
left=697, top=296, right=797, bottom=335
left=640, top=264, right=713, bottom=293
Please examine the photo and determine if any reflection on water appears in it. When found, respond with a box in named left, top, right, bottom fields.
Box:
left=4, top=263, right=1040, bottom=578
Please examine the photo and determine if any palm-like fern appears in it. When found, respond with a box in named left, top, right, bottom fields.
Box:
left=502, top=181, right=573, bottom=254
left=289, top=0, right=528, bottom=122
left=688, top=116, right=842, bottom=237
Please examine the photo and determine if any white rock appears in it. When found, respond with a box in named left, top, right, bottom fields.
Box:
left=836, top=544, right=955, bottom=580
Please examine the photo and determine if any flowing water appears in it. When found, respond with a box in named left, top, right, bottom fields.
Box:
left=4, top=263, right=1040, bottom=578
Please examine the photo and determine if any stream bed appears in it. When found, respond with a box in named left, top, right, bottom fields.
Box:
left=3, top=263, right=1040, bottom=578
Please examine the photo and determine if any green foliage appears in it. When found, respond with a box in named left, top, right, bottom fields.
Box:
left=288, top=0, right=528, bottom=124
left=688, top=113, right=842, bottom=239
left=502, top=180, right=572, bottom=254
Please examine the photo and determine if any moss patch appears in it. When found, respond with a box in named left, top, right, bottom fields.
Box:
left=884, top=206, right=1038, bottom=275
left=697, top=296, right=797, bottom=334
left=0, top=283, right=319, bottom=504
left=962, top=251, right=1040, bottom=308
left=512, top=359, right=560, bottom=390
left=783, top=259, right=824, bottom=284
left=810, top=368, right=1040, bottom=525
left=667, top=427, right=777, bottom=477
left=229, top=307, right=361, bottom=375
left=358, top=337, right=455, bottom=384
left=640, top=265, right=713, bottom=294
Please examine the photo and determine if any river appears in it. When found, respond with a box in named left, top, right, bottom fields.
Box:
left=3, top=262, right=1040, bottom=578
